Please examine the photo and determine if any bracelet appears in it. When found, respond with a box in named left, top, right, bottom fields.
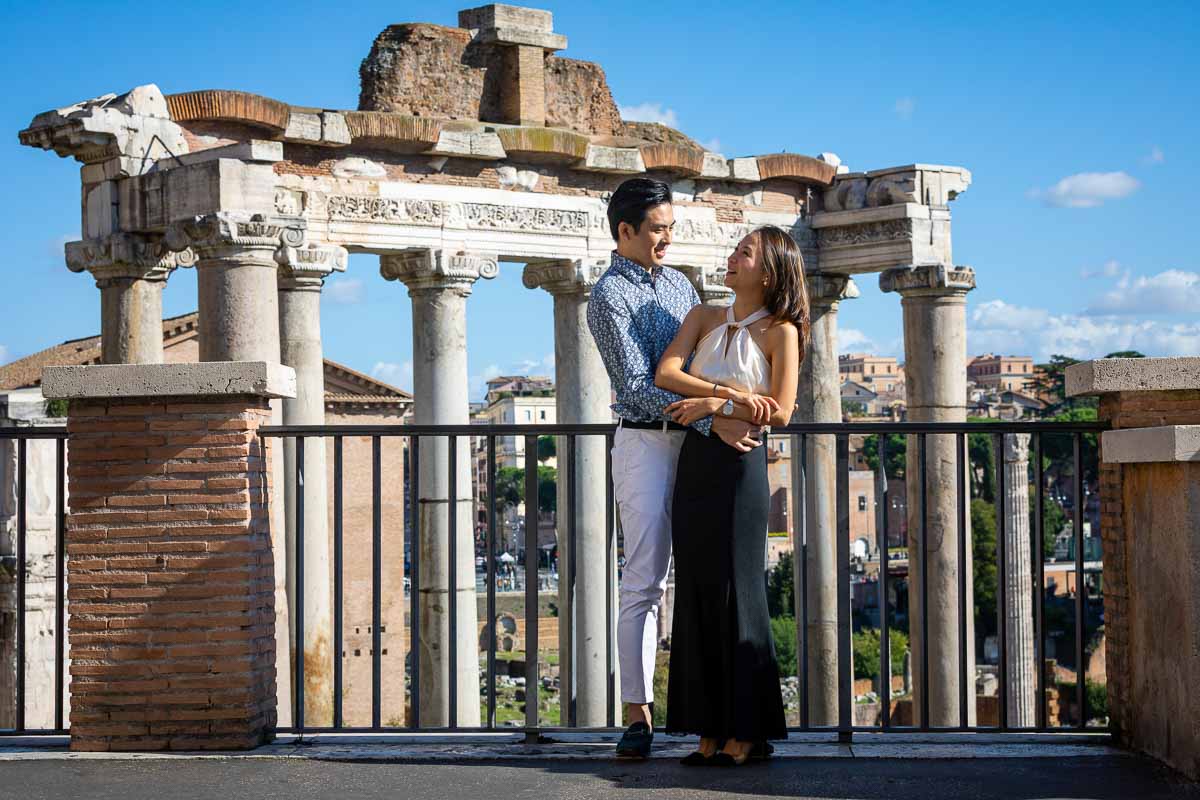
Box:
left=712, top=382, right=719, bottom=397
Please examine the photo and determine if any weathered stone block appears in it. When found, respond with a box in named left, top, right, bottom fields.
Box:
left=43, top=362, right=296, bottom=401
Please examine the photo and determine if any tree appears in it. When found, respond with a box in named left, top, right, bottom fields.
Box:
left=536, top=435, right=556, bottom=462
left=1042, top=406, right=1100, bottom=484
left=971, top=498, right=998, bottom=640
left=852, top=627, right=909, bottom=681
left=770, top=616, right=798, bottom=676
left=1103, top=350, right=1145, bottom=359
left=842, top=399, right=867, bottom=417
left=766, top=556, right=795, bottom=618
left=494, top=465, right=559, bottom=514
left=862, top=433, right=907, bottom=479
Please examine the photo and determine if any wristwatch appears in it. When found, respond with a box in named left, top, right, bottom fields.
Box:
left=721, top=398, right=735, bottom=416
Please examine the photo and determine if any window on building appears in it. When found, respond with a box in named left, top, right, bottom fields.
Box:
left=525, top=410, right=531, bottom=421
left=858, top=496, right=867, bottom=511
left=540, top=410, right=546, bottom=420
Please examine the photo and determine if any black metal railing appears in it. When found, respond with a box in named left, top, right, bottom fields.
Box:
left=1, top=420, right=1107, bottom=740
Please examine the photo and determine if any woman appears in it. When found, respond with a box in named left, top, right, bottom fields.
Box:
left=654, top=225, right=810, bottom=766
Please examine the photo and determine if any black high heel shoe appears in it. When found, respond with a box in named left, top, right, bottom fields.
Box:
left=748, top=741, right=774, bottom=761
left=680, top=751, right=711, bottom=766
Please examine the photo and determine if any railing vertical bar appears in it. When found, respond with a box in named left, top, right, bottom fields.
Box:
left=54, top=436, right=65, bottom=733
left=1074, top=433, right=1086, bottom=728
left=835, top=434, right=852, bottom=743
left=605, top=432, right=615, bottom=729
left=16, top=438, right=26, bottom=733
left=1034, top=433, right=1047, bottom=730
left=295, top=436, right=306, bottom=733
left=994, top=433, right=1008, bottom=732
left=333, top=436, right=344, bottom=730
left=565, top=435, right=578, bottom=728
left=486, top=435, right=498, bottom=729
left=799, top=433, right=810, bottom=730
left=956, top=432, right=968, bottom=731
left=371, top=435, right=382, bottom=729
left=878, top=434, right=891, bottom=730
left=448, top=433, right=458, bottom=729
left=524, top=434, right=539, bottom=739
left=409, top=436, right=421, bottom=729
left=918, top=433, right=930, bottom=731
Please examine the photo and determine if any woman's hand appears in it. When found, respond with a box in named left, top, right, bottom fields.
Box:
left=731, top=391, right=780, bottom=425
left=665, top=396, right=724, bottom=426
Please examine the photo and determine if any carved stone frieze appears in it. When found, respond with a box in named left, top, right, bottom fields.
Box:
left=522, top=258, right=608, bottom=297
left=326, top=195, right=444, bottom=225
left=822, top=165, right=971, bottom=212
left=64, top=232, right=185, bottom=285
left=447, top=202, right=590, bottom=234
left=676, top=264, right=733, bottom=302
left=164, top=212, right=306, bottom=261
left=816, top=219, right=913, bottom=248
left=878, top=263, right=976, bottom=295
left=379, top=248, right=498, bottom=293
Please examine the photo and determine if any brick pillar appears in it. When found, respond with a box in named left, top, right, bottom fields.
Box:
left=44, top=361, right=295, bottom=752
left=1067, top=358, right=1200, bottom=778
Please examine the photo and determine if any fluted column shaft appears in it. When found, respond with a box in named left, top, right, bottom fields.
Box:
left=1003, top=433, right=1035, bottom=725
left=881, top=263, right=977, bottom=727
left=793, top=273, right=858, bottom=725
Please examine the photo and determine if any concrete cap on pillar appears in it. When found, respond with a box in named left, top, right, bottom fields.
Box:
left=42, top=361, right=297, bottom=400
left=1065, top=357, right=1200, bottom=397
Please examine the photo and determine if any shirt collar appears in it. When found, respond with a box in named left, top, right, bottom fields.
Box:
left=610, top=251, right=660, bottom=285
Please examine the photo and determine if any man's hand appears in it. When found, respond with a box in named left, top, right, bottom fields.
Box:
left=711, top=415, right=764, bottom=453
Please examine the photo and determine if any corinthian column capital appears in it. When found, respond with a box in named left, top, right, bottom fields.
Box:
left=276, top=243, right=348, bottom=291
left=806, top=273, right=860, bottom=308
left=879, top=263, right=976, bottom=296
left=379, top=248, right=498, bottom=295
left=65, top=232, right=187, bottom=286
left=164, top=211, right=306, bottom=262
left=521, top=257, right=607, bottom=297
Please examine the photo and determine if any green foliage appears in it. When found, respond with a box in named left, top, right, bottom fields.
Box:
left=971, top=499, right=998, bottom=640
left=494, top=465, right=558, bottom=514
left=45, top=399, right=69, bottom=418
left=1035, top=487, right=1067, bottom=553
left=852, top=627, right=909, bottom=681
left=536, top=435, right=556, bottom=462
left=766, top=556, right=795, bottom=618
left=842, top=399, right=867, bottom=417
left=1057, top=679, right=1109, bottom=721
left=1103, top=350, right=1145, bottom=359
left=966, top=418, right=1002, bottom=503
left=771, top=615, right=798, bottom=677
left=1042, top=406, right=1101, bottom=483
left=861, top=433, right=907, bottom=479
left=652, top=652, right=670, bottom=728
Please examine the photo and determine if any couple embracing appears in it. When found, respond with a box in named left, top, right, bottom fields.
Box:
left=587, top=178, right=810, bottom=766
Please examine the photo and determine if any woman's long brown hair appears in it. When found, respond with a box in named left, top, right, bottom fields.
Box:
left=754, top=225, right=811, bottom=355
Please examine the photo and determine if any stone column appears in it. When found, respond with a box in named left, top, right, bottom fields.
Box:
left=792, top=273, right=858, bottom=725
left=381, top=248, right=495, bottom=727
left=880, top=263, right=977, bottom=727
left=276, top=242, right=347, bottom=727
left=65, top=233, right=190, bottom=364
left=165, top=211, right=305, bottom=726
left=1002, top=433, right=1035, bottom=726
left=523, top=258, right=613, bottom=727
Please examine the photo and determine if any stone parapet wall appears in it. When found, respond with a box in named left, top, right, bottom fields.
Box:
left=63, top=396, right=277, bottom=751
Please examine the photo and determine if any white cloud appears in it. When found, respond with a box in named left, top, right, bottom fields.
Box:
left=326, top=278, right=364, bottom=305
left=894, top=97, right=916, bottom=119
left=0, top=344, right=8, bottom=364
left=618, top=102, right=679, bottom=128
left=970, top=299, right=1200, bottom=361
left=838, top=328, right=878, bottom=353
left=1143, top=145, right=1165, bottom=165
left=371, top=360, right=412, bottom=390
left=1033, top=171, right=1140, bottom=208
left=1080, top=259, right=1122, bottom=280
left=698, top=138, right=722, bottom=154
left=1086, top=269, right=1200, bottom=315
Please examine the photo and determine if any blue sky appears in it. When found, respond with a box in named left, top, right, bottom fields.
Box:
left=2, top=1, right=1197, bottom=398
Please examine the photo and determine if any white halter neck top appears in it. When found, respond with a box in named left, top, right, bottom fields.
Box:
left=687, top=305, right=772, bottom=395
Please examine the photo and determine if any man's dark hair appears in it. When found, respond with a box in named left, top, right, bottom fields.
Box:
left=607, top=178, right=672, bottom=242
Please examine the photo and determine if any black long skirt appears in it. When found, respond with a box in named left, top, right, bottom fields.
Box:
left=665, top=428, right=787, bottom=741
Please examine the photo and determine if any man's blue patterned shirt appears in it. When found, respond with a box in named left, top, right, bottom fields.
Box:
left=587, top=251, right=711, bottom=435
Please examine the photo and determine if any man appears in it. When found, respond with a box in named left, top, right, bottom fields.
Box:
left=587, top=178, right=762, bottom=758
